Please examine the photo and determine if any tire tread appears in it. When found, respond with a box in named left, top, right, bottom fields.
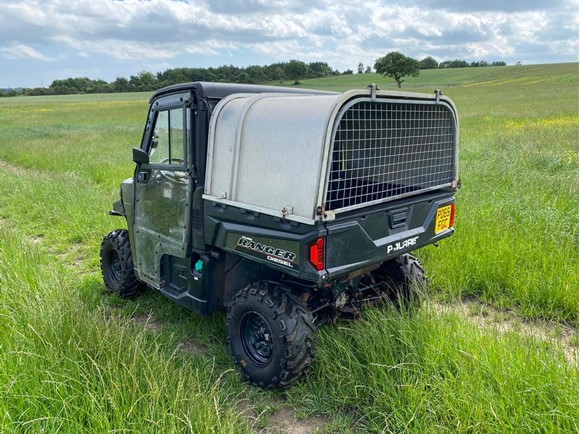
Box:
left=227, top=281, right=317, bottom=389
left=100, top=229, right=141, bottom=298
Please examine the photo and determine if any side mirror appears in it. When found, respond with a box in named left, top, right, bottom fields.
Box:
left=132, top=147, right=149, bottom=165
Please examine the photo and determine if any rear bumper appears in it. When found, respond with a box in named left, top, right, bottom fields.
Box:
left=323, top=191, right=455, bottom=278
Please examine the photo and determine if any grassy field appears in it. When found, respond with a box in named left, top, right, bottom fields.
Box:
left=0, top=63, right=577, bottom=433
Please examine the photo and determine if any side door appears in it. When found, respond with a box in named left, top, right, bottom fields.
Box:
left=132, top=92, right=193, bottom=288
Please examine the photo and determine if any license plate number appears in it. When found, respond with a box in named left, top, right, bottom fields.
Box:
left=435, top=205, right=452, bottom=234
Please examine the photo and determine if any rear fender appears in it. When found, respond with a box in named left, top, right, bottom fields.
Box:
left=205, top=214, right=326, bottom=282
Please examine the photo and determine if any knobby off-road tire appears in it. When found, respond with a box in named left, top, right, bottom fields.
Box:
left=227, top=281, right=317, bottom=389
left=100, top=229, right=142, bottom=298
left=375, top=253, right=427, bottom=310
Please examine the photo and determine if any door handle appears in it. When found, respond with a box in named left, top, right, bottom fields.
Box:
left=137, top=171, right=149, bottom=183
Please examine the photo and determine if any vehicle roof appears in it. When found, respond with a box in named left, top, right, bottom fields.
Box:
left=150, top=81, right=338, bottom=102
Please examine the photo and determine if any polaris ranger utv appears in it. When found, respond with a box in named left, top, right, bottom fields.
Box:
left=100, top=82, right=458, bottom=388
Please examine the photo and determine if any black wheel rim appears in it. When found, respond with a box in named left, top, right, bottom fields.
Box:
left=240, top=311, right=273, bottom=367
left=106, top=250, right=122, bottom=283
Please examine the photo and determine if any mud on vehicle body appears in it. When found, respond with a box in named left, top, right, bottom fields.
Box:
left=100, top=82, right=459, bottom=388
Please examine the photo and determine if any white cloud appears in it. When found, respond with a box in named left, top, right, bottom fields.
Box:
left=0, top=0, right=577, bottom=87
left=0, top=43, right=55, bottom=61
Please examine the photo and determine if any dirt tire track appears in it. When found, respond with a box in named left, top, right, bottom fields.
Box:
left=431, top=300, right=578, bottom=364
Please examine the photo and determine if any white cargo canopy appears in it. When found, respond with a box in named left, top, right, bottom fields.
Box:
left=203, top=89, right=458, bottom=225
left=204, top=91, right=344, bottom=224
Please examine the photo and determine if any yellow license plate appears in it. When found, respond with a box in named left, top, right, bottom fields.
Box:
left=435, top=205, right=452, bottom=234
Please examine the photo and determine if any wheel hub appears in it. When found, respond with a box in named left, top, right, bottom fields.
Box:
left=107, top=250, right=122, bottom=282
left=240, top=311, right=273, bottom=367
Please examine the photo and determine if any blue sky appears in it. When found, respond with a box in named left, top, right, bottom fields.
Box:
left=0, top=0, right=578, bottom=88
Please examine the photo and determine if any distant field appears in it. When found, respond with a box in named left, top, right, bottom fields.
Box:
left=291, top=62, right=579, bottom=92
left=0, top=63, right=577, bottom=433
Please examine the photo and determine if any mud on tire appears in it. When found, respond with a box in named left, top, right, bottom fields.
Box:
left=100, top=229, right=142, bottom=298
left=227, top=281, right=317, bottom=389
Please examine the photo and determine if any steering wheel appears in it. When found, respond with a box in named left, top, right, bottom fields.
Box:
left=158, top=158, right=188, bottom=184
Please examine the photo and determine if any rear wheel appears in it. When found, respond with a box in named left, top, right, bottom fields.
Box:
left=227, top=281, right=317, bottom=389
left=100, top=229, right=141, bottom=298
left=373, top=253, right=427, bottom=310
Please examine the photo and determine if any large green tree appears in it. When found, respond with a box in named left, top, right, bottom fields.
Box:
left=284, top=60, right=308, bottom=84
left=374, top=52, right=420, bottom=88
left=420, top=56, right=439, bottom=70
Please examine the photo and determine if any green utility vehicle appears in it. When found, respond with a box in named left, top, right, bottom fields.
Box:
left=100, top=82, right=459, bottom=388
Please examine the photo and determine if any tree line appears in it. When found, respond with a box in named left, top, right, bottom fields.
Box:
left=1, top=55, right=508, bottom=97
left=0, top=60, right=343, bottom=97
left=419, top=56, right=506, bottom=69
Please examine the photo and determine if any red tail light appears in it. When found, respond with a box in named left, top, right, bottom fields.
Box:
left=308, top=237, right=325, bottom=271
left=450, top=203, right=456, bottom=228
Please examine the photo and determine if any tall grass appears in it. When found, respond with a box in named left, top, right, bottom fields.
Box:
left=288, top=305, right=577, bottom=433
left=0, top=227, right=250, bottom=433
left=421, top=64, right=578, bottom=321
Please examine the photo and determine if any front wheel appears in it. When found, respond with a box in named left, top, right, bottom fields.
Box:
left=100, top=229, right=142, bottom=298
left=227, top=281, right=317, bottom=389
